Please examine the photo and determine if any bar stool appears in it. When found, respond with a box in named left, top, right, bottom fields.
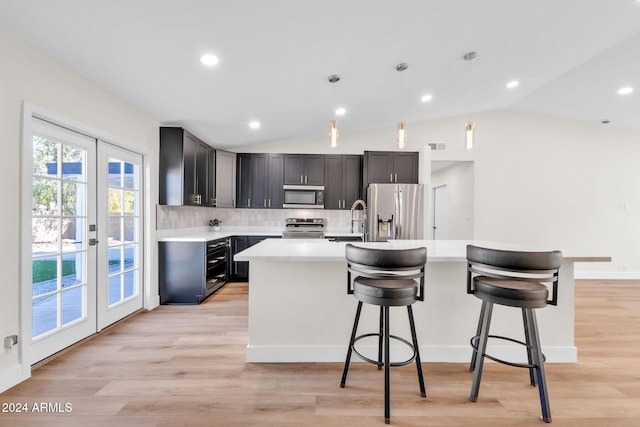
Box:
left=340, top=243, right=427, bottom=424
left=466, top=245, right=562, bottom=423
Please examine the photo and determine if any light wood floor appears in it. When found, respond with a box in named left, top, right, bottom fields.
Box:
left=1, top=280, right=639, bottom=426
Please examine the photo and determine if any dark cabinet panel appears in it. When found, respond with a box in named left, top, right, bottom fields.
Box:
left=251, top=154, right=268, bottom=208
left=267, top=154, right=285, bottom=208
left=284, top=154, right=324, bottom=185
left=343, top=155, right=363, bottom=207
left=324, top=155, right=343, bottom=209
left=229, top=235, right=280, bottom=282
left=283, top=154, right=304, bottom=185
left=236, top=153, right=283, bottom=209
left=393, top=152, right=419, bottom=183
left=363, top=151, right=419, bottom=187
left=365, top=151, right=394, bottom=184
left=159, top=238, right=228, bottom=304
left=229, top=236, right=249, bottom=280
left=236, top=153, right=252, bottom=208
left=324, top=155, right=362, bottom=209
left=159, top=127, right=215, bottom=206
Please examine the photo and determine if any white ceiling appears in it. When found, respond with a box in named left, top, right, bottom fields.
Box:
left=1, top=0, right=639, bottom=149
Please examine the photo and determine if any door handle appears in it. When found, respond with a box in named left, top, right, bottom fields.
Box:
left=89, top=238, right=99, bottom=246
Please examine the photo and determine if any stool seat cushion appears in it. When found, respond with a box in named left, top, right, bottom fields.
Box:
left=353, top=277, right=417, bottom=306
left=473, top=277, right=548, bottom=309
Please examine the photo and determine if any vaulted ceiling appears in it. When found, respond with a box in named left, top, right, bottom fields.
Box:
left=1, top=0, right=639, bottom=148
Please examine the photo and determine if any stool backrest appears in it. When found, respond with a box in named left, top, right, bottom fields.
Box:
left=466, top=245, right=562, bottom=305
left=345, top=244, right=427, bottom=301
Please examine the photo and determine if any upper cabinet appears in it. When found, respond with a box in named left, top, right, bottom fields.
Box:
left=363, top=151, right=419, bottom=186
left=215, top=150, right=236, bottom=208
left=284, top=154, right=324, bottom=185
left=236, top=153, right=284, bottom=208
left=159, top=127, right=215, bottom=206
left=324, top=155, right=363, bottom=209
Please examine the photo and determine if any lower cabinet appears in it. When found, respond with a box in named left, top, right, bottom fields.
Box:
left=159, top=238, right=229, bottom=304
left=229, top=235, right=279, bottom=281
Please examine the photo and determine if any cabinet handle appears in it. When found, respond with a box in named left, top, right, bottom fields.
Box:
left=268, top=199, right=271, bottom=208
left=300, top=175, right=304, bottom=183
left=395, top=173, right=398, bottom=182
left=233, top=199, right=236, bottom=208
left=305, top=175, right=308, bottom=184
left=390, top=174, right=393, bottom=182
left=264, top=199, right=267, bottom=207
left=248, top=198, right=251, bottom=208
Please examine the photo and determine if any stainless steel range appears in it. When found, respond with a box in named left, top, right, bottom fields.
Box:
left=282, top=217, right=325, bottom=239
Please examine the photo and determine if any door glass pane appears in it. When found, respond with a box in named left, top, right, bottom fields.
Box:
left=61, top=287, right=83, bottom=325
left=124, top=271, right=136, bottom=298
left=32, top=134, right=88, bottom=339
left=105, top=155, right=140, bottom=308
left=108, top=275, right=121, bottom=305
left=32, top=218, right=59, bottom=257
left=32, top=294, right=58, bottom=337
left=32, top=136, right=58, bottom=177
left=32, top=178, right=59, bottom=214
left=32, top=256, right=58, bottom=297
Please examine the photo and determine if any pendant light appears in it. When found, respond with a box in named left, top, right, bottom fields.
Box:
left=328, top=74, right=340, bottom=148
left=396, top=62, right=408, bottom=149
left=463, top=51, right=477, bottom=150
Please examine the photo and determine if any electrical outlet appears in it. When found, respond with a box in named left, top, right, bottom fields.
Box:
left=4, top=335, right=18, bottom=351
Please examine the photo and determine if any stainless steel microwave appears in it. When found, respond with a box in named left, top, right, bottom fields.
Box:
left=282, top=185, right=324, bottom=209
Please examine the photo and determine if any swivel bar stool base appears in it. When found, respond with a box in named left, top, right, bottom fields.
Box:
left=466, top=245, right=562, bottom=423
left=340, top=244, right=427, bottom=424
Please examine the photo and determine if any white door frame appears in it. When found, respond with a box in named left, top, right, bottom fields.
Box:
left=17, top=102, right=153, bottom=388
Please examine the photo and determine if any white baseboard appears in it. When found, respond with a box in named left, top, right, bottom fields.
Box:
left=0, top=364, right=29, bottom=393
left=575, top=271, right=640, bottom=280
left=246, top=344, right=577, bottom=364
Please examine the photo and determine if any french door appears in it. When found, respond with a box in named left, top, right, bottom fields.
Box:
left=28, top=118, right=143, bottom=364
left=96, top=143, right=143, bottom=329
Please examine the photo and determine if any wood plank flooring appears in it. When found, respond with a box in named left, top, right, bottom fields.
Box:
left=1, top=280, right=639, bottom=426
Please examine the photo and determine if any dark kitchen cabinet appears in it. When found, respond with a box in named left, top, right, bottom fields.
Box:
left=363, top=150, right=419, bottom=187
left=284, top=154, right=324, bottom=185
left=159, top=238, right=229, bottom=304
left=159, top=127, right=215, bottom=206
left=229, top=235, right=279, bottom=281
left=215, top=150, right=236, bottom=207
left=229, top=236, right=249, bottom=280
left=324, top=155, right=362, bottom=209
left=236, top=153, right=252, bottom=208
left=236, top=153, right=284, bottom=208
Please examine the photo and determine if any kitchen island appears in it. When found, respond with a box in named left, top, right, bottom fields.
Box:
left=234, top=239, right=609, bottom=364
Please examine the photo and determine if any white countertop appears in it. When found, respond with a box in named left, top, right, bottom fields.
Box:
left=157, top=226, right=362, bottom=242
left=233, top=238, right=611, bottom=263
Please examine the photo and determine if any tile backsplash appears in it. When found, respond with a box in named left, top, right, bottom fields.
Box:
left=156, top=205, right=358, bottom=232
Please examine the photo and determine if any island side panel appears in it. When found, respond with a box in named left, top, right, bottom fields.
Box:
left=246, top=259, right=576, bottom=363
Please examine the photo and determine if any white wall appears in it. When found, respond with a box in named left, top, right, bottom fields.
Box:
left=0, top=29, right=160, bottom=390
left=237, top=110, right=640, bottom=278
left=431, top=162, right=475, bottom=239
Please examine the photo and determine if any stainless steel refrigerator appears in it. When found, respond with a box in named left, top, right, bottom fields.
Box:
left=367, top=183, right=424, bottom=241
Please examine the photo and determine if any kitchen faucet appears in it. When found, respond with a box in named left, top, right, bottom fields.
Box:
left=350, top=199, right=367, bottom=241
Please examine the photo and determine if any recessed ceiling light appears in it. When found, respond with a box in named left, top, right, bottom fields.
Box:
left=618, top=87, right=634, bottom=95
left=249, top=121, right=261, bottom=129
left=421, top=94, right=433, bottom=103
left=506, top=81, right=519, bottom=89
left=335, top=107, right=346, bottom=116
left=200, top=54, right=219, bottom=66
